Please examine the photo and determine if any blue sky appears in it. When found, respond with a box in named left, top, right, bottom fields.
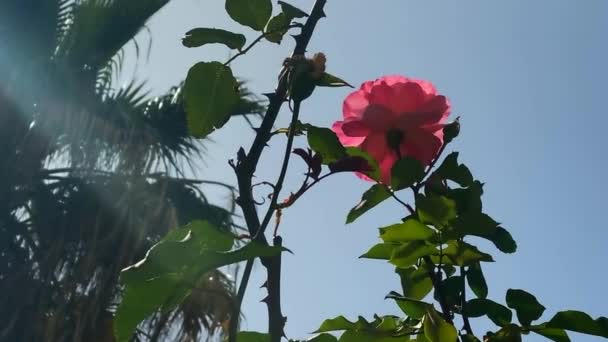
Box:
left=122, top=1, right=608, bottom=340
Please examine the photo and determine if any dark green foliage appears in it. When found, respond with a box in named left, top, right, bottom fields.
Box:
left=0, top=1, right=264, bottom=340
left=307, top=126, right=347, bottom=164
left=506, top=289, right=546, bottom=326
left=391, top=157, right=425, bottom=190
left=185, top=62, right=240, bottom=138
left=346, top=185, right=392, bottom=223
left=225, top=0, right=273, bottom=31
left=183, top=28, right=246, bottom=50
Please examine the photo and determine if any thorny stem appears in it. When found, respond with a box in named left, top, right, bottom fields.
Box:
left=229, top=2, right=328, bottom=342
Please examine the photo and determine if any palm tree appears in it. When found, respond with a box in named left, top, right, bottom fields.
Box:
left=0, top=1, right=262, bottom=341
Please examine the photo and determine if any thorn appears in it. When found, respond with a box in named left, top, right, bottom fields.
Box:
left=260, top=281, right=268, bottom=288
left=261, top=296, right=270, bottom=304
left=320, top=10, right=327, bottom=18
left=263, top=92, right=277, bottom=100
left=237, top=147, right=246, bottom=161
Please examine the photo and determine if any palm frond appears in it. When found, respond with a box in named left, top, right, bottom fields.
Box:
left=56, top=0, right=170, bottom=77
left=0, top=172, right=238, bottom=341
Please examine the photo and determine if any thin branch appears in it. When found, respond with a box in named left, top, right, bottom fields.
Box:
left=258, top=101, right=302, bottom=236
left=224, top=24, right=301, bottom=66
left=460, top=266, right=474, bottom=335
left=414, top=143, right=448, bottom=192
left=230, top=2, right=328, bottom=342
left=228, top=258, right=255, bottom=339
left=386, top=186, right=415, bottom=215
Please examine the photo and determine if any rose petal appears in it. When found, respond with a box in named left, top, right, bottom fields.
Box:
left=379, top=75, right=410, bottom=86
left=388, top=81, right=428, bottom=114
left=401, top=128, right=443, bottom=166
left=341, top=119, right=371, bottom=137
left=342, top=89, right=370, bottom=120
left=360, top=132, right=395, bottom=183
left=332, top=121, right=366, bottom=146
left=361, top=104, right=395, bottom=131
left=378, top=152, right=399, bottom=184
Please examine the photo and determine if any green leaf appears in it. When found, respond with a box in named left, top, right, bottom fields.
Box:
left=415, top=194, right=457, bottom=229
left=529, top=324, right=571, bottom=342
left=423, top=306, right=458, bottom=342
left=345, top=147, right=381, bottom=181
left=307, top=126, right=347, bottom=164
left=264, top=2, right=307, bottom=44
left=547, top=310, right=608, bottom=338
left=452, top=213, right=499, bottom=237
left=396, top=265, right=433, bottom=300
left=308, top=334, right=339, bottom=342
left=465, top=298, right=512, bottom=327
left=184, top=62, right=239, bottom=138
left=461, top=335, right=481, bottom=342
left=436, top=240, right=494, bottom=266
left=391, top=157, right=425, bottom=190
left=390, top=241, right=438, bottom=268
left=434, top=276, right=462, bottom=308
left=448, top=181, right=483, bottom=215
left=490, top=227, right=517, bottom=253
left=450, top=214, right=516, bottom=253
left=316, top=315, right=396, bottom=333
left=346, top=184, right=391, bottom=224
left=114, top=221, right=284, bottom=342
left=316, top=72, right=354, bottom=88
left=225, top=0, right=272, bottom=31
left=506, top=289, right=546, bottom=326
left=360, top=243, right=397, bottom=260
left=433, top=152, right=473, bottom=187
left=265, top=13, right=291, bottom=43
left=387, top=292, right=431, bottom=319
left=316, top=316, right=358, bottom=333
left=485, top=324, right=522, bottom=342
left=379, top=219, right=436, bottom=243
left=238, top=331, right=271, bottom=342
left=441, top=264, right=457, bottom=277
left=182, top=28, right=246, bottom=50
left=278, top=1, right=308, bottom=18
left=466, top=262, right=488, bottom=299
left=114, top=273, right=185, bottom=342
left=338, top=330, right=413, bottom=342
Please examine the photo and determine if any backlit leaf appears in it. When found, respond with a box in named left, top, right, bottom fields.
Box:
left=225, top=0, right=272, bottom=31
left=185, top=62, right=239, bottom=138
left=347, top=185, right=391, bottom=224
left=423, top=306, right=458, bottom=342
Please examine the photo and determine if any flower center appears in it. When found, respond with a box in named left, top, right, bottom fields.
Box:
left=386, top=128, right=404, bottom=154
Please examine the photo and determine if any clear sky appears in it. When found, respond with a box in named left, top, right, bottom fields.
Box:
left=122, top=1, right=608, bottom=340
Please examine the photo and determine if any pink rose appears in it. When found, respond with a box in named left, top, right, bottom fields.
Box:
left=332, top=75, right=450, bottom=184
